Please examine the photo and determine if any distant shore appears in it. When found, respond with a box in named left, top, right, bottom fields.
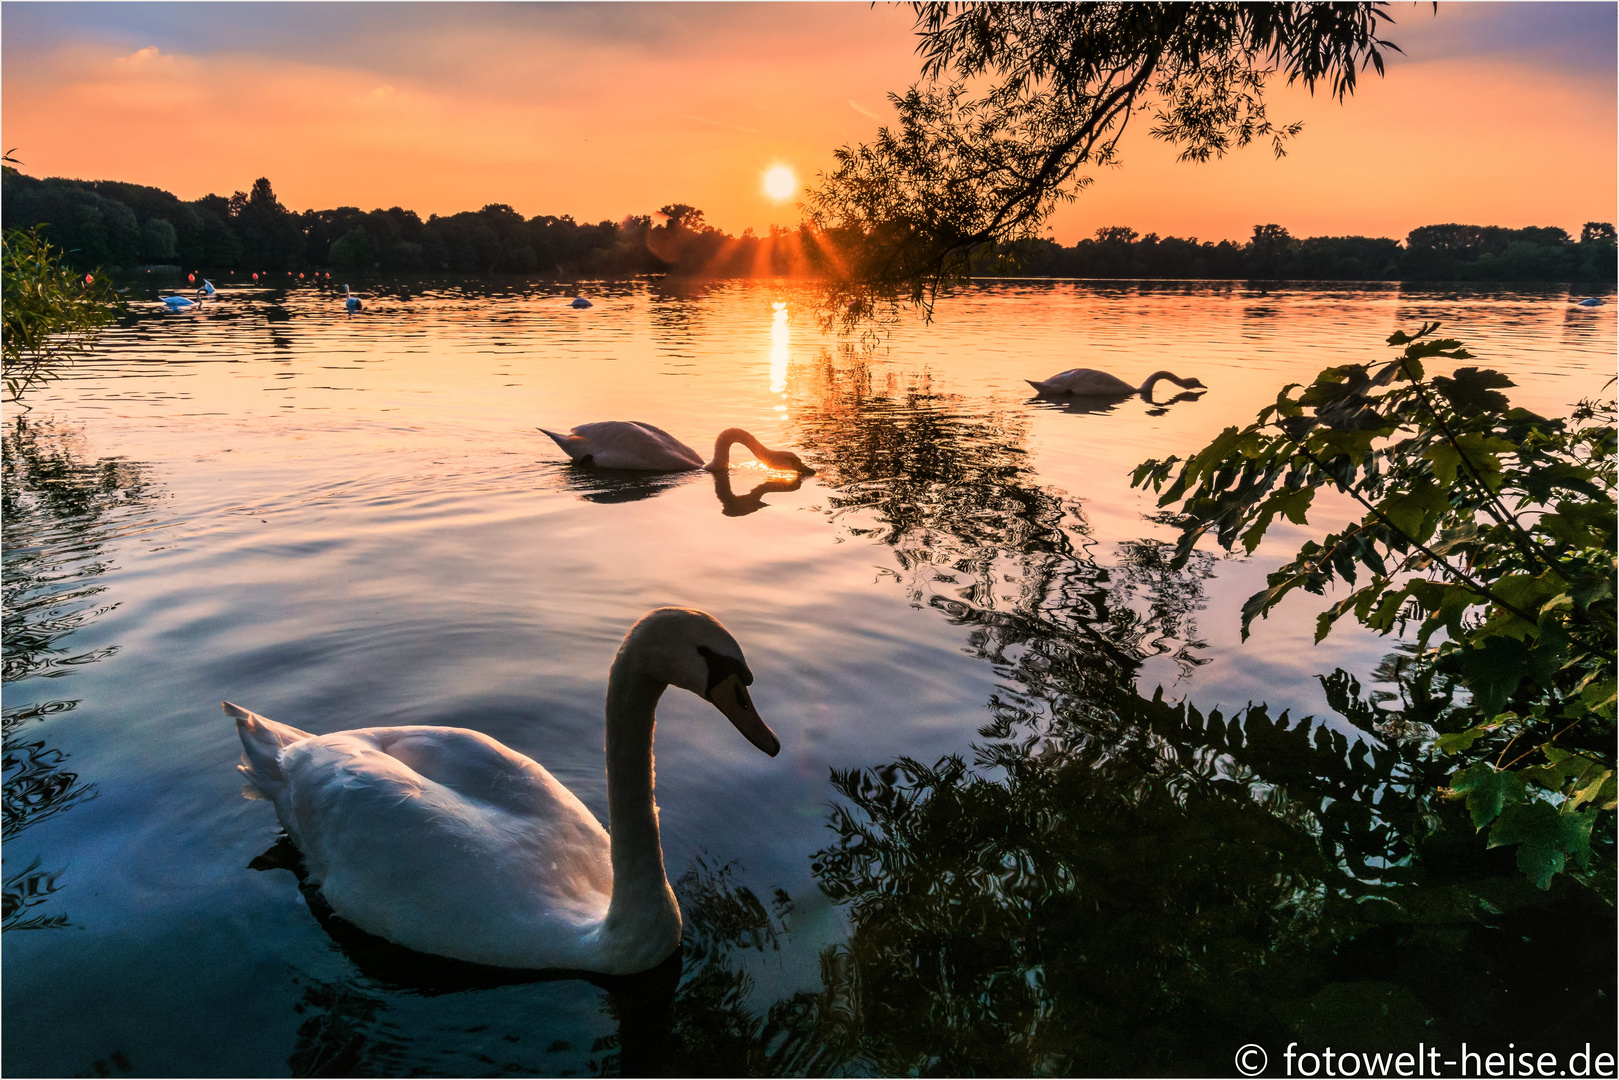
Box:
left=6, top=168, right=1615, bottom=285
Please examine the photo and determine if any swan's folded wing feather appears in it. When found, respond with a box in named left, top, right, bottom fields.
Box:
left=568, top=422, right=703, bottom=471
left=276, top=729, right=616, bottom=967
left=366, top=727, right=590, bottom=817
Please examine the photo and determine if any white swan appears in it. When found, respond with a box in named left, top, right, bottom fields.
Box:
left=1026, top=368, right=1206, bottom=398
left=345, top=285, right=362, bottom=312
left=226, top=607, right=781, bottom=975
left=160, top=294, right=198, bottom=310
left=571, top=296, right=593, bottom=309
left=539, top=422, right=814, bottom=475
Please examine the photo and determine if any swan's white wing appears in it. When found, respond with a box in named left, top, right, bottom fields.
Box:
left=274, top=726, right=616, bottom=969
left=1044, top=368, right=1134, bottom=395
left=557, top=421, right=703, bottom=472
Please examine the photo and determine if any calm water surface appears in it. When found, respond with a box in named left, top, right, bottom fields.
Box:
left=4, top=279, right=1614, bottom=1076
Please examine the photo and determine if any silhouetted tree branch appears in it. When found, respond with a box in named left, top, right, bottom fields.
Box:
left=807, top=1, right=1422, bottom=325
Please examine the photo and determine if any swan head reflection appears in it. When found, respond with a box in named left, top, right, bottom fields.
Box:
left=1144, top=389, right=1207, bottom=415
left=712, top=469, right=806, bottom=517
left=548, top=460, right=808, bottom=517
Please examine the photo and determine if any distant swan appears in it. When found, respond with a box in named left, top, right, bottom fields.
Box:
left=540, top=422, right=814, bottom=475
left=571, top=297, right=593, bottom=309
left=226, top=607, right=781, bottom=974
left=1026, top=368, right=1206, bottom=398
left=202, top=279, right=217, bottom=296
left=1576, top=297, right=1605, bottom=307
left=345, top=285, right=362, bottom=312
left=160, top=294, right=198, bottom=310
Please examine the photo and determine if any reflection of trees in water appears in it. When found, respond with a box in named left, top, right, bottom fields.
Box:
left=284, top=976, right=403, bottom=1078
left=626, top=351, right=1617, bottom=1074
left=652, top=688, right=1613, bottom=1074
left=793, top=350, right=1211, bottom=687
left=2, top=418, right=153, bottom=931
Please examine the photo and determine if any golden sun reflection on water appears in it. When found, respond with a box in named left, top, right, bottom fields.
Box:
left=768, top=299, right=789, bottom=395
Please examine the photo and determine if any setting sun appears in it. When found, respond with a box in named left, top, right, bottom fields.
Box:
left=762, top=164, right=797, bottom=202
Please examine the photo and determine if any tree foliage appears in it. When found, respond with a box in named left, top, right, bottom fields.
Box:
left=807, top=1, right=1414, bottom=321
left=2, top=169, right=816, bottom=280
left=1133, top=325, right=1617, bottom=887
left=1, top=228, right=121, bottom=402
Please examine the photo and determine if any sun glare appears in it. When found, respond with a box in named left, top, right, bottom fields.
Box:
left=762, top=164, right=797, bottom=202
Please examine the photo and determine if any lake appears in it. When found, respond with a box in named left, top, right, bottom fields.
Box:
left=4, top=277, right=1614, bottom=1077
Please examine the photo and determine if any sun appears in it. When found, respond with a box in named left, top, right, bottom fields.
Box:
left=762, top=164, right=797, bottom=202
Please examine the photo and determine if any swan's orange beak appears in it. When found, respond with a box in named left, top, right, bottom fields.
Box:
left=708, top=673, right=779, bottom=756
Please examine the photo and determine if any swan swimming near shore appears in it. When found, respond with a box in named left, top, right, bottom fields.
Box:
left=226, top=607, right=781, bottom=974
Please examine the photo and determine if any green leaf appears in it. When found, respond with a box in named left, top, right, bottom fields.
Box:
left=1452, top=636, right=1534, bottom=716
left=1423, top=442, right=1463, bottom=486
left=1571, top=768, right=1617, bottom=813
left=1237, top=486, right=1315, bottom=553
left=1487, top=800, right=1595, bottom=889
left=1490, top=571, right=1563, bottom=618
left=1446, top=432, right=1519, bottom=491
left=1429, top=521, right=1479, bottom=556
left=1432, top=367, right=1515, bottom=414
left=1376, top=485, right=1449, bottom=545
left=1579, top=676, right=1617, bottom=717
left=1449, top=762, right=1525, bottom=828
left=1436, top=724, right=1498, bottom=755
left=1405, top=578, right=1483, bottom=645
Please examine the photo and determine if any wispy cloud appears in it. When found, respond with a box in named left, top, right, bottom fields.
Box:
left=847, top=99, right=883, bottom=122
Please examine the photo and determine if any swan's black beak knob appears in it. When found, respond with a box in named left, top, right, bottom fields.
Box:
left=708, top=673, right=779, bottom=757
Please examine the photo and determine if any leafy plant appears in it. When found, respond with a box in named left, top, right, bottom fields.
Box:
left=1132, top=324, right=1616, bottom=887
left=1, top=227, right=121, bottom=402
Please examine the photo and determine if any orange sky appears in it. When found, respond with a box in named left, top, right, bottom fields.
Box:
left=3, top=2, right=1614, bottom=244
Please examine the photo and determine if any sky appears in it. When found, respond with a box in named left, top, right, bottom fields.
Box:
left=2, top=1, right=1614, bottom=244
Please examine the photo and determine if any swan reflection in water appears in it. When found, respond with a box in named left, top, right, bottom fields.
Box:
left=551, top=461, right=809, bottom=516
left=249, top=835, right=684, bottom=1077
left=1028, top=386, right=1207, bottom=416
left=251, top=837, right=792, bottom=1077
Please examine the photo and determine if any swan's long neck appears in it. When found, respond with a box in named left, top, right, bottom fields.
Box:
left=705, top=427, right=769, bottom=471
left=1138, top=370, right=1190, bottom=395
left=600, top=654, right=680, bottom=957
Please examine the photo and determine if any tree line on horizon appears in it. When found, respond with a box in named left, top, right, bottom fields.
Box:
left=3, top=167, right=1614, bottom=284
